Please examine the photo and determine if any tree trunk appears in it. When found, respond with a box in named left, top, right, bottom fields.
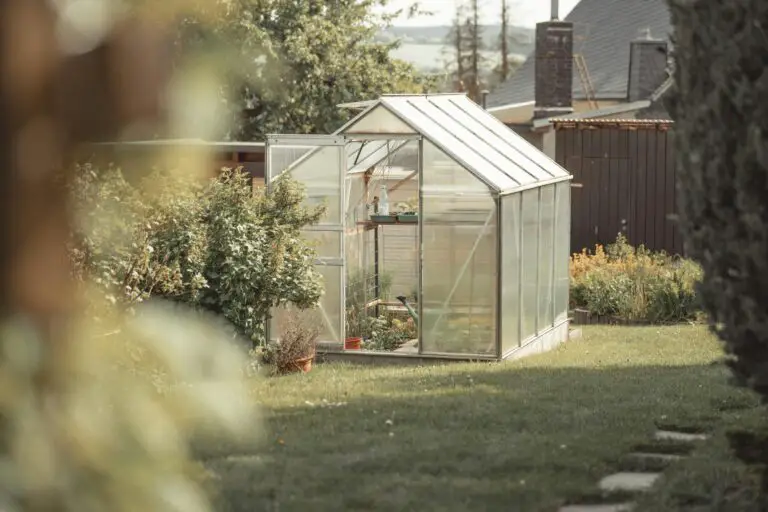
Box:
left=500, top=0, right=510, bottom=81
left=452, top=10, right=465, bottom=92
left=469, top=0, right=481, bottom=102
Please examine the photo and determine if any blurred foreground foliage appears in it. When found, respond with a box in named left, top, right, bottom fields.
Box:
left=176, top=0, right=435, bottom=139
left=69, top=165, right=324, bottom=344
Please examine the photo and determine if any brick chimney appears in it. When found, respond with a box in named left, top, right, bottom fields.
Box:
left=627, top=29, right=669, bottom=102
left=533, top=18, right=574, bottom=119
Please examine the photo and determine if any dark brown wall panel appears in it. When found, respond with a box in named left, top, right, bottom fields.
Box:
left=555, top=123, right=681, bottom=255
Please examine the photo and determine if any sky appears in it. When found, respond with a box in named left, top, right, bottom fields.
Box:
left=384, top=0, right=582, bottom=27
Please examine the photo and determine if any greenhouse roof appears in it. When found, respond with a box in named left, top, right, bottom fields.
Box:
left=340, top=94, right=571, bottom=194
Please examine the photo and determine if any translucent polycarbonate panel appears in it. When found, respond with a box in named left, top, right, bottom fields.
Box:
left=302, top=230, right=342, bottom=259
left=344, top=172, right=366, bottom=308
left=554, top=182, right=571, bottom=324
left=269, top=264, right=343, bottom=345
left=344, top=105, right=417, bottom=134
left=316, top=265, right=343, bottom=343
left=427, top=95, right=548, bottom=183
left=444, top=95, right=570, bottom=180
left=501, top=193, right=522, bottom=354
left=520, top=188, right=539, bottom=341
left=383, top=97, right=518, bottom=192
left=347, top=140, right=418, bottom=174
left=267, top=139, right=346, bottom=347
left=272, top=145, right=342, bottom=224
left=268, top=146, right=312, bottom=181
left=421, top=140, right=497, bottom=356
left=537, top=185, right=555, bottom=331
left=345, top=172, right=367, bottom=224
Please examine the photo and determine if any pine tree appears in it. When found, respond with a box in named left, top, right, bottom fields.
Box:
left=466, top=0, right=484, bottom=102
left=448, top=5, right=468, bottom=92
left=500, top=0, right=510, bottom=81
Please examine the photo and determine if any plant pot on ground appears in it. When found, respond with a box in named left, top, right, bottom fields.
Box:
left=344, top=337, right=362, bottom=350
left=267, top=310, right=322, bottom=375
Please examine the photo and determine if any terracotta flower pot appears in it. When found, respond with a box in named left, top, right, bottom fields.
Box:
left=277, top=353, right=315, bottom=375
left=345, top=337, right=362, bottom=350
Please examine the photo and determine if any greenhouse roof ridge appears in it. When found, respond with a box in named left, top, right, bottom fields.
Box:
left=340, top=94, right=571, bottom=194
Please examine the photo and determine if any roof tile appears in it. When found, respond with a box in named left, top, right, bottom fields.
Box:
left=488, top=0, right=672, bottom=109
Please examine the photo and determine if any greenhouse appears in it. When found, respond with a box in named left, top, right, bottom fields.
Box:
left=266, top=94, right=571, bottom=361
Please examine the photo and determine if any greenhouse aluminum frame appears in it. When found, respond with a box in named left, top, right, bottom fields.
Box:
left=265, top=94, right=572, bottom=362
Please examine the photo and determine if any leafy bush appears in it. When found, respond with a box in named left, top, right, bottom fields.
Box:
left=570, top=234, right=703, bottom=323
left=69, top=165, right=324, bottom=344
left=263, top=310, right=321, bottom=373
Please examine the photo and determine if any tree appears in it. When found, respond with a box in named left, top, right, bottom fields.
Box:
left=466, top=0, right=484, bottom=102
left=669, top=0, right=768, bottom=398
left=668, top=0, right=768, bottom=491
left=70, top=166, right=325, bottom=344
left=446, top=0, right=484, bottom=102
left=500, top=0, right=510, bottom=81
left=448, top=6, right=469, bottom=93
left=178, top=0, right=433, bottom=140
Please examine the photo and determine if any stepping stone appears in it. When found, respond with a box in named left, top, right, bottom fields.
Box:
left=628, top=452, right=684, bottom=462
left=654, top=430, right=707, bottom=442
left=559, top=504, right=635, bottom=512
left=599, top=472, right=661, bottom=492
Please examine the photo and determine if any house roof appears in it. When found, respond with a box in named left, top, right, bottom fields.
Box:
left=341, top=94, right=570, bottom=194
left=487, top=0, right=672, bottom=109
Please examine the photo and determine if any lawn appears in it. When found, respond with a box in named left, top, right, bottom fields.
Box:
left=204, top=325, right=762, bottom=512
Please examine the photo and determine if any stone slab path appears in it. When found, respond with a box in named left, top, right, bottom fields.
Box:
left=598, top=472, right=660, bottom=492
left=557, top=428, right=708, bottom=512
left=627, top=452, right=684, bottom=462
left=559, top=503, right=634, bottom=512
left=654, top=430, right=708, bottom=442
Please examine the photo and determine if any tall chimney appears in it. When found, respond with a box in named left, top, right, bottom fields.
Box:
left=533, top=19, right=574, bottom=120
left=627, top=29, right=668, bottom=102
left=551, top=0, right=559, bottom=20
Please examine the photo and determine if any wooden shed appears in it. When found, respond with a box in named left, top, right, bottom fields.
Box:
left=552, top=118, right=682, bottom=255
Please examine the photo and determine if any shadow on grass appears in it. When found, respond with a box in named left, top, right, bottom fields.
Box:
left=203, top=363, right=753, bottom=512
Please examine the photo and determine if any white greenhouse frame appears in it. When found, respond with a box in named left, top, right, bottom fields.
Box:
left=266, top=94, right=572, bottom=362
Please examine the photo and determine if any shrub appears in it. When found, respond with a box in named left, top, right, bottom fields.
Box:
left=69, top=165, right=324, bottom=344
left=263, top=310, right=321, bottom=372
left=570, top=234, right=702, bottom=323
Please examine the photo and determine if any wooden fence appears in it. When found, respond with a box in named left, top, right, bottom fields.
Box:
left=553, top=119, right=683, bottom=255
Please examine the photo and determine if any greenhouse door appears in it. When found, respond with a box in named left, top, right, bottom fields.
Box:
left=266, top=135, right=347, bottom=345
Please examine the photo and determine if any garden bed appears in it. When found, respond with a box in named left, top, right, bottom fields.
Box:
left=570, top=235, right=703, bottom=325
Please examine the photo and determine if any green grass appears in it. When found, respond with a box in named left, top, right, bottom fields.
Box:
left=204, top=325, right=761, bottom=512
left=633, top=408, right=766, bottom=511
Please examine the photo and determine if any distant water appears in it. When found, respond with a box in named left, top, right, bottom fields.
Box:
left=391, top=43, right=521, bottom=74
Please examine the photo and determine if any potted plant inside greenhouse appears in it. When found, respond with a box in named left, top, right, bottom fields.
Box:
left=369, top=183, right=398, bottom=224
left=396, top=196, right=418, bottom=223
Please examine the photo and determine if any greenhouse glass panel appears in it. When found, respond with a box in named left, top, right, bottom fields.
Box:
left=421, top=140, right=497, bottom=356
left=501, top=193, right=521, bottom=354
left=344, top=105, right=416, bottom=135
left=428, top=96, right=549, bottom=182
left=272, top=145, right=342, bottom=224
left=302, top=231, right=342, bottom=259
left=381, top=98, right=519, bottom=192
left=554, top=182, right=571, bottom=324
left=537, top=185, right=555, bottom=332
left=269, top=265, right=343, bottom=345
left=266, top=137, right=345, bottom=345
left=520, top=188, right=539, bottom=341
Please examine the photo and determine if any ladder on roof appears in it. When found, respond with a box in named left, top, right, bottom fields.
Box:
left=573, top=53, right=599, bottom=110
